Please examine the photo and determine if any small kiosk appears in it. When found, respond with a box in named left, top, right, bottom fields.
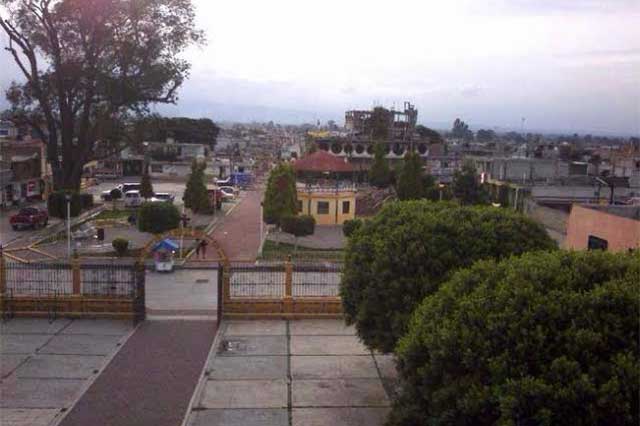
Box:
left=152, top=239, right=179, bottom=272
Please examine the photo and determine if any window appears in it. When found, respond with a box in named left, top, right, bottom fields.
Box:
left=342, top=201, right=350, bottom=214
left=317, top=201, right=329, bottom=214
left=588, top=235, right=608, bottom=251
left=297, top=200, right=303, bottom=213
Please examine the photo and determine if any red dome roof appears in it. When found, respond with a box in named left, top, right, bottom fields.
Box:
left=293, top=150, right=354, bottom=173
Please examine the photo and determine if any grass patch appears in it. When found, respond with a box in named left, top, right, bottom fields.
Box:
left=93, top=209, right=135, bottom=220
left=260, top=239, right=344, bottom=262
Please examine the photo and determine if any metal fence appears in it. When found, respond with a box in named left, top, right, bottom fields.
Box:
left=4, top=261, right=137, bottom=298
left=229, top=262, right=286, bottom=298
left=228, top=262, right=342, bottom=299
left=5, top=263, right=73, bottom=296
left=293, top=263, right=341, bottom=297
left=81, top=264, right=137, bottom=297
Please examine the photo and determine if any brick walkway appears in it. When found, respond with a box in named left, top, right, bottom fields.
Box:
left=59, top=321, right=217, bottom=426
left=195, top=189, right=264, bottom=263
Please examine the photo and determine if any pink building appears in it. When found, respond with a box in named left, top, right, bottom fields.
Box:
left=564, top=204, right=640, bottom=252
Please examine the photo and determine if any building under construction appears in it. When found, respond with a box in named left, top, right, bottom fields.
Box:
left=313, top=102, right=433, bottom=159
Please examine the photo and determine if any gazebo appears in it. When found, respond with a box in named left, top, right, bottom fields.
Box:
left=292, top=151, right=356, bottom=225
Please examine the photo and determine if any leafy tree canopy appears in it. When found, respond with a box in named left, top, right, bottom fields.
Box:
left=140, top=171, right=154, bottom=199
left=452, top=161, right=489, bottom=205
left=476, top=128, right=497, bottom=142
left=396, top=151, right=425, bottom=201
left=340, top=201, right=557, bottom=353
left=390, top=250, right=639, bottom=426
left=369, top=142, right=392, bottom=188
left=451, top=118, right=474, bottom=141
left=183, top=160, right=211, bottom=214
left=263, top=163, right=297, bottom=226
left=1, top=0, right=203, bottom=190
left=135, top=115, right=219, bottom=148
left=137, top=202, right=180, bottom=234
left=415, top=125, right=444, bottom=144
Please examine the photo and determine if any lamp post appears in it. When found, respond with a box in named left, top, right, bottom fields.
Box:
left=65, top=193, right=72, bottom=258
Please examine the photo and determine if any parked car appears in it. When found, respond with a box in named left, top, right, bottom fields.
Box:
left=124, top=190, right=143, bottom=208
left=10, top=207, right=49, bottom=230
left=149, top=192, right=175, bottom=203
left=215, top=177, right=231, bottom=186
left=72, top=223, right=96, bottom=240
left=218, top=186, right=235, bottom=201
left=100, top=183, right=141, bottom=201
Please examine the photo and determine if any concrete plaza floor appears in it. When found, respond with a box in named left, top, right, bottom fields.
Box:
left=0, top=318, right=134, bottom=426
left=145, top=268, right=218, bottom=316
left=186, top=319, right=397, bottom=426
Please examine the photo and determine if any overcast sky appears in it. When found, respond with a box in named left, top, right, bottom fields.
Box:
left=2, top=0, right=639, bottom=134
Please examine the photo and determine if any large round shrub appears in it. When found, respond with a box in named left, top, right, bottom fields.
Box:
left=340, top=201, right=556, bottom=353
left=47, top=191, right=81, bottom=219
left=389, top=250, right=639, bottom=426
left=137, top=202, right=180, bottom=234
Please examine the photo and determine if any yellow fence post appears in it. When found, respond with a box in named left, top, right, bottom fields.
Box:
left=283, top=255, right=293, bottom=314
left=72, top=252, right=81, bottom=296
left=0, top=245, right=6, bottom=295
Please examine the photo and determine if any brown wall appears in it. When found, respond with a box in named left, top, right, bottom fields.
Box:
left=564, top=204, right=640, bottom=252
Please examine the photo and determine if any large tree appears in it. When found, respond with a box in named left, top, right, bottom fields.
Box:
left=368, top=141, right=392, bottom=188
left=1, top=0, right=203, bottom=190
left=396, top=151, right=424, bottom=201
left=263, top=163, right=297, bottom=226
left=390, top=250, right=639, bottom=426
left=340, top=201, right=557, bottom=353
left=451, top=118, right=473, bottom=140
left=415, top=124, right=444, bottom=144
left=452, top=161, right=489, bottom=205
left=135, top=115, right=219, bottom=148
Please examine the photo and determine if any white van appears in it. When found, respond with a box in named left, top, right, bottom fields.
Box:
left=124, top=190, right=143, bottom=208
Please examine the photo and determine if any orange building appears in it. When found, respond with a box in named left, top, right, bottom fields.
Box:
left=564, top=204, right=639, bottom=252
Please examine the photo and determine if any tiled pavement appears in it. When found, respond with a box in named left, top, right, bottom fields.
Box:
left=0, top=318, right=134, bottom=426
left=186, top=319, right=397, bottom=426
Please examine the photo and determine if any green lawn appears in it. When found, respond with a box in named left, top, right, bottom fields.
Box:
left=93, top=209, right=135, bottom=220
left=259, top=240, right=344, bottom=262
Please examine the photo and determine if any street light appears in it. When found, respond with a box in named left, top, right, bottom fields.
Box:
left=65, top=193, right=72, bottom=258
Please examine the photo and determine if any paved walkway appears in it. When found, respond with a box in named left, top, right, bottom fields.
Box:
left=268, top=225, right=346, bottom=250
left=0, top=318, right=134, bottom=426
left=201, top=189, right=264, bottom=262
left=59, top=320, right=217, bottom=426
left=185, top=319, right=396, bottom=426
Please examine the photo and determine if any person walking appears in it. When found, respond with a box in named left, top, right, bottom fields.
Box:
left=195, top=239, right=201, bottom=258
left=200, top=239, right=208, bottom=259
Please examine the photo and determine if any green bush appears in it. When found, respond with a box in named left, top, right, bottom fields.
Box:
left=111, top=238, right=129, bottom=257
left=389, top=250, right=639, bottom=426
left=342, top=219, right=362, bottom=237
left=47, top=191, right=81, bottom=219
left=340, top=200, right=557, bottom=353
left=79, top=193, right=94, bottom=209
left=137, top=202, right=180, bottom=234
left=281, top=214, right=315, bottom=238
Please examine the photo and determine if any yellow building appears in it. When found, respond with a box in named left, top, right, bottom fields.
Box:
left=293, top=151, right=357, bottom=226
left=297, top=186, right=356, bottom=225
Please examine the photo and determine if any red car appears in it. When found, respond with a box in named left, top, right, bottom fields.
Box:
left=10, top=207, right=49, bottom=230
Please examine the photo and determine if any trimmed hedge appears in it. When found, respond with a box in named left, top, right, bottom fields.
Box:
left=281, top=214, right=315, bottom=238
left=340, top=200, right=557, bottom=353
left=137, top=202, right=180, bottom=234
left=389, top=250, right=640, bottom=426
left=112, top=238, right=129, bottom=257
